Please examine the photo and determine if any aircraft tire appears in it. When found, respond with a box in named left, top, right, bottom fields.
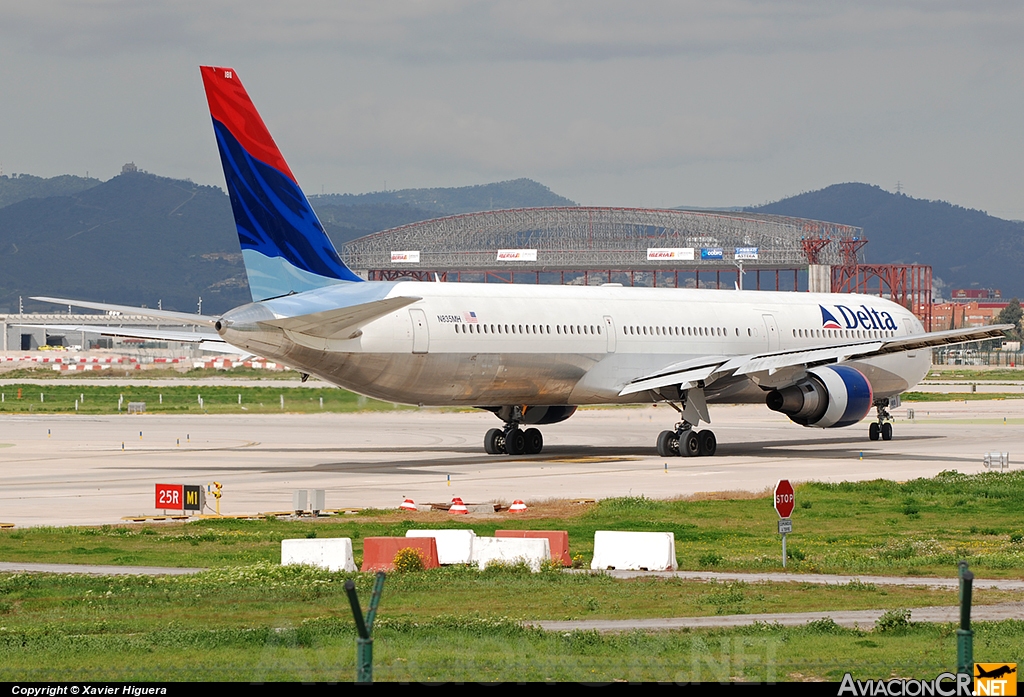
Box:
left=656, top=430, right=676, bottom=457
left=506, top=428, right=527, bottom=455
left=869, top=422, right=880, bottom=441
left=524, top=428, right=543, bottom=454
left=680, top=430, right=700, bottom=457
left=698, top=430, right=717, bottom=457
left=484, top=428, right=503, bottom=454
left=881, top=422, right=893, bottom=441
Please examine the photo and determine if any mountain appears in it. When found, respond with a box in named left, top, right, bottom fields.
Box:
left=748, top=184, right=1024, bottom=297
left=0, top=171, right=246, bottom=314
left=309, top=178, right=576, bottom=216
left=0, top=173, right=101, bottom=209
left=0, top=173, right=577, bottom=314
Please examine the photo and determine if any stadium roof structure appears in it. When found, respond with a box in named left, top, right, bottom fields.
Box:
left=341, top=206, right=865, bottom=276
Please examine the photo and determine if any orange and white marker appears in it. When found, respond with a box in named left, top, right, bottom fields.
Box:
left=449, top=497, right=469, bottom=515
left=509, top=499, right=528, bottom=513
left=399, top=497, right=417, bottom=512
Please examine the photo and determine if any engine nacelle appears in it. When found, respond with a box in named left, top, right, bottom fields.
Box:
left=766, top=365, right=873, bottom=428
left=489, top=405, right=578, bottom=425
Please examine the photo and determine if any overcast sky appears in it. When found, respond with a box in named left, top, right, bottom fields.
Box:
left=1, top=1, right=1022, bottom=218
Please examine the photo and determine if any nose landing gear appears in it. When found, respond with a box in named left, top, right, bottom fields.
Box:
left=869, top=399, right=894, bottom=441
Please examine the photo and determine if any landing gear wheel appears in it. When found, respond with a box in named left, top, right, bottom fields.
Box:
left=869, top=422, right=880, bottom=441
left=484, top=428, right=503, bottom=454
left=656, top=430, right=678, bottom=457
left=680, top=430, right=700, bottom=457
left=881, top=422, right=893, bottom=441
left=524, top=428, right=543, bottom=454
left=506, top=428, right=527, bottom=455
left=697, top=430, right=717, bottom=457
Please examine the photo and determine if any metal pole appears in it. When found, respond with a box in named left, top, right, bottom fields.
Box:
left=782, top=533, right=787, bottom=568
left=957, top=561, right=974, bottom=676
left=344, top=572, right=386, bottom=683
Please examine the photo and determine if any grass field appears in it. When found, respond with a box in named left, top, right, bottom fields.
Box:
left=0, top=365, right=304, bottom=380
left=0, top=381, right=1016, bottom=417
left=903, top=391, right=1024, bottom=401
left=924, top=368, right=1024, bottom=382
left=0, top=383, right=406, bottom=414
left=1, top=470, right=1023, bottom=680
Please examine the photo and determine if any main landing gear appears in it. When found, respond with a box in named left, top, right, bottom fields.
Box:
left=869, top=399, right=894, bottom=441
left=484, top=424, right=544, bottom=455
left=654, top=387, right=717, bottom=457
left=657, top=422, right=717, bottom=457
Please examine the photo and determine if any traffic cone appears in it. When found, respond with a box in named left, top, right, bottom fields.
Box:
left=449, top=497, right=469, bottom=515
left=399, top=497, right=417, bottom=512
left=509, top=500, right=528, bottom=513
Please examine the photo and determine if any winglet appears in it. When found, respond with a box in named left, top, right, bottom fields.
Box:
left=200, top=66, right=363, bottom=302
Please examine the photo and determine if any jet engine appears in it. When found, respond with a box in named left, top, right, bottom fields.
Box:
left=765, top=365, right=873, bottom=428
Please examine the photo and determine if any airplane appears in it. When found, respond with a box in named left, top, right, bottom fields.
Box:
left=35, top=66, right=1011, bottom=457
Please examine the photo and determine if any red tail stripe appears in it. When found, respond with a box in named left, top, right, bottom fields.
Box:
left=199, top=66, right=297, bottom=185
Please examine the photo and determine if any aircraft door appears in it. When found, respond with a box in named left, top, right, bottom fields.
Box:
left=762, top=313, right=780, bottom=351
left=409, top=309, right=429, bottom=354
left=604, top=315, right=616, bottom=353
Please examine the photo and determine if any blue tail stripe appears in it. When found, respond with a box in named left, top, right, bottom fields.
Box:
left=213, top=119, right=362, bottom=293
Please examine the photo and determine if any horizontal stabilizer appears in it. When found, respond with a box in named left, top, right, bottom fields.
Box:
left=16, top=324, right=224, bottom=345
left=32, top=297, right=218, bottom=327
left=258, top=296, right=422, bottom=339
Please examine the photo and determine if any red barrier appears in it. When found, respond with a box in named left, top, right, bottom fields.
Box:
left=495, top=530, right=570, bottom=566
left=360, top=537, right=440, bottom=571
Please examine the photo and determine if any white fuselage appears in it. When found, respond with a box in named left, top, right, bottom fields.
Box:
left=219, top=282, right=931, bottom=408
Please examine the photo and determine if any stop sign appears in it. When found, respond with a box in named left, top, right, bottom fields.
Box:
left=774, top=480, right=795, bottom=518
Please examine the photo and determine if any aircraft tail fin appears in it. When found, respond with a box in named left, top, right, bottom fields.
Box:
left=200, top=66, right=363, bottom=302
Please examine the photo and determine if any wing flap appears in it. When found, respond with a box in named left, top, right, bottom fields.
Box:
left=619, top=324, right=1014, bottom=396
left=257, top=296, right=421, bottom=339
left=619, top=363, right=726, bottom=396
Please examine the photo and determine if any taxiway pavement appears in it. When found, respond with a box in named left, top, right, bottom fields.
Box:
left=0, top=400, right=1020, bottom=527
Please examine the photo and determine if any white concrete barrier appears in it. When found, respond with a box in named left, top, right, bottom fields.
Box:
left=472, top=536, right=551, bottom=572
left=590, top=531, right=677, bottom=571
left=281, top=538, right=356, bottom=572
left=406, top=529, right=476, bottom=565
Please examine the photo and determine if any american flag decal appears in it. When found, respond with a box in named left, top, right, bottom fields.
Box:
left=463, top=311, right=478, bottom=323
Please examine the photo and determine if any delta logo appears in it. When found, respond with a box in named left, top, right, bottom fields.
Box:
left=819, top=304, right=899, bottom=331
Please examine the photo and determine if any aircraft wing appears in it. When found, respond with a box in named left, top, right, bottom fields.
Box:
left=620, top=324, right=1013, bottom=397
left=256, top=296, right=422, bottom=339
left=32, top=296, right=218, bottom=327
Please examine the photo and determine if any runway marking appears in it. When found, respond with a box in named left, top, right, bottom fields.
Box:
left=541, top=456, right=641, bottom=464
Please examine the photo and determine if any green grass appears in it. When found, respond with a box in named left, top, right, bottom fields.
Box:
left=903, top=391, right=1024, bottom=402
left=0, top=565, right=1020, bottom=681
left=3, top=470, right=1024, bottom=681
left=4, top=470, right=1024, bottom=577
left=0, top=365, right=305, bottom=380
left=924, top=368, right=1024, bottom=382
left=0, top=384, right=407, bottom=414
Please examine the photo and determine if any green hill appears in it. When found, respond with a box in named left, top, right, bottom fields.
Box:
left=0, top=173, right=101, bottom=209
left=748, top=183, right=1024, bottom=297
left=0, top=171, right=246, bottom=314
left=310, top=178, right=576, bottom=216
